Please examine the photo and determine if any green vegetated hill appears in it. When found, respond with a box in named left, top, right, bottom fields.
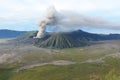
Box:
left=0, top=29, right=27, bottom=38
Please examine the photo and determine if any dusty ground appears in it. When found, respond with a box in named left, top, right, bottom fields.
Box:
left=0, top=38, right=53, bottom=64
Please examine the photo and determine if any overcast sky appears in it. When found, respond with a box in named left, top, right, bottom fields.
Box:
left=0, top=0, right=120, bottom=33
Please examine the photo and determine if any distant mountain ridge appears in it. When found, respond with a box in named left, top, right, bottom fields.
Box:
left=0, top=29, right=27, bottom=38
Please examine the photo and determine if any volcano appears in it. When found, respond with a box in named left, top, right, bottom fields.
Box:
left=37, top=33, right=88, bottom=49
left=16, top=29, right=120, bottom=49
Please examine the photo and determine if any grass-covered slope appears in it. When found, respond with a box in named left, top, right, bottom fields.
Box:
left=9, top=62, right=120, bottom=80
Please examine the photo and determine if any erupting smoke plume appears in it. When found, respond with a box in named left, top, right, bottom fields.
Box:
left=35, top=6, right=120, bottom=38
left=35, top=6, right=59, bottom=38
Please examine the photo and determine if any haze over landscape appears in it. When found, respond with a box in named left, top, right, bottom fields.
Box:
left=0, top=0, right=120, bottom=80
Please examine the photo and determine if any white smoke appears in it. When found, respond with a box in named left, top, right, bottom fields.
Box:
left=35, top=6, right=60, bottom=38
left=35, top=6, right=120, bottom=38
